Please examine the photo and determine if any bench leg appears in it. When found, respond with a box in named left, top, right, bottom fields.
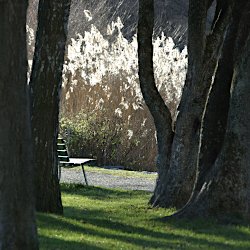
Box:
left=58, top=165, right=61, bottom=181
left=81, top=164, right=88, bottom=185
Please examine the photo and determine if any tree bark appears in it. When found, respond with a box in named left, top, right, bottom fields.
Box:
left=152, top=0, right=233, bottom=208
left=171, top=2, right=250, bottom=219
left=137, top=0, right=174, bottom=206
left=30, top=0, right=71, bottom=214
left=0, top=1, right=38, bottom=248
left=197, top=0, right=246, bottom=195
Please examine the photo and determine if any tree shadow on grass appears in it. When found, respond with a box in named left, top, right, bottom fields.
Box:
left=152, top=216, right=250, bottom=248
left=38, top=212, right=172, bottom=249
left=38, top=206, right=250, bottom=250
left=60, top=183, right=148, bottom=200
left=39, top=235, right=104, bottom=250
left=73, top=206, right=250, bottom=249
left=53, top=185, right=250, bottom=249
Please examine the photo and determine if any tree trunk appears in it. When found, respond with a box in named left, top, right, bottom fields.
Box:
left=197, top=0, right=246, bottom=194
left=0, top=1, right=38, bottom=248
left=30, top=0, right=71, bottom=214
left=172, top=2, right=250, bottom=219
left=137, top=0, right=174, bottom=206
left=151, top=0, right=233, bottom=208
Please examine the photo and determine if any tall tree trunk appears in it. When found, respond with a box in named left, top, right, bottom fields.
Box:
left=137, top=0, right=173, bottom=205
left=30, top=0, right=71, bottom=214
left=172, top=2, right=250, bottom=219
left=0, top=1, right=38, bottom=249
left=196, top=0, right=246, bottom=195
left=151, top=0, right=233, bottom=208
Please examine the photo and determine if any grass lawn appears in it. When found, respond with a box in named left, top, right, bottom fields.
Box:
left=38, top=184, right=250, bottom=249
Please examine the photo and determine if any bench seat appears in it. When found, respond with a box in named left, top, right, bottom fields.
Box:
left=57, top=138, right=96, bottom=185
left=61, top=158, right=96, bottom=165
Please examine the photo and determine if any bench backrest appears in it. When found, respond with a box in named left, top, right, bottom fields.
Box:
left=57, top=138, right=70, bottom=163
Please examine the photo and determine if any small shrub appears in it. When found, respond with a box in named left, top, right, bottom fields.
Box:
left=60, top=110, right=157, bottom=171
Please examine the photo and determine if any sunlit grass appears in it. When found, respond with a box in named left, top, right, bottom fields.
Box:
left=38, top=184, right=250, bottom=249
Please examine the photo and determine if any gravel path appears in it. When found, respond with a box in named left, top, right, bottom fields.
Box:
left=60, top=168, right=157, bottom=192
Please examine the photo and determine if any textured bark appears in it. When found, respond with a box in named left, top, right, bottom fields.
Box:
left=152, top=0, right=233, bottom=208
left=172, top=2, right=250, bottom=219
left=197, top=0, right=246, bottom=194
left=30, top=0, right=71, bottom=214
left=0, top=1, right=38, bottom=249
left=137, top=0, right=173, bottom=205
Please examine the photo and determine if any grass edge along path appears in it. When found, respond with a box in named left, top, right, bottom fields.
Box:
left=67, top=165, right=157, bottom=180
left=38, top=184, right=250, bottom=250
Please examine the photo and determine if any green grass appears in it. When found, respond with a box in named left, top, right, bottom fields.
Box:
left=38, top=184, right=250, bottom=249
left=68, top=165, right=157, bottom=180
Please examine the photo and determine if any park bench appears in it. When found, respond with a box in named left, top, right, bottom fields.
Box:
left=57, top=137, right=96, bottom=185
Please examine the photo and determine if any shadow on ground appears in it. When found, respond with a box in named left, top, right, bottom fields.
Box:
left=38, top=185, right=250, bottom=250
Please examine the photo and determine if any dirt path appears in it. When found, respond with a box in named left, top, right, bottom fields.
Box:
left=60, top=168, right=157, bottom=192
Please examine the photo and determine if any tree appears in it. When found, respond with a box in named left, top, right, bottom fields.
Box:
left=0, top=1, right=38, bottom=248
left=30, top=0, right=71, bottom=214
left=138, top=0, right=174, bottom=206
left=172, top=0, right=250, bottom=219
left=138, top=0, right=234, bottom=208
left=190, top=0, right=247, bottom=208
left=160, top=0, right=233, bottom=208
left=139, top=0, right=250, bottom=219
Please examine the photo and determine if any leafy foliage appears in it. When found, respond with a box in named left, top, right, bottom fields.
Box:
left=60, top=111, right=155, bottom=170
